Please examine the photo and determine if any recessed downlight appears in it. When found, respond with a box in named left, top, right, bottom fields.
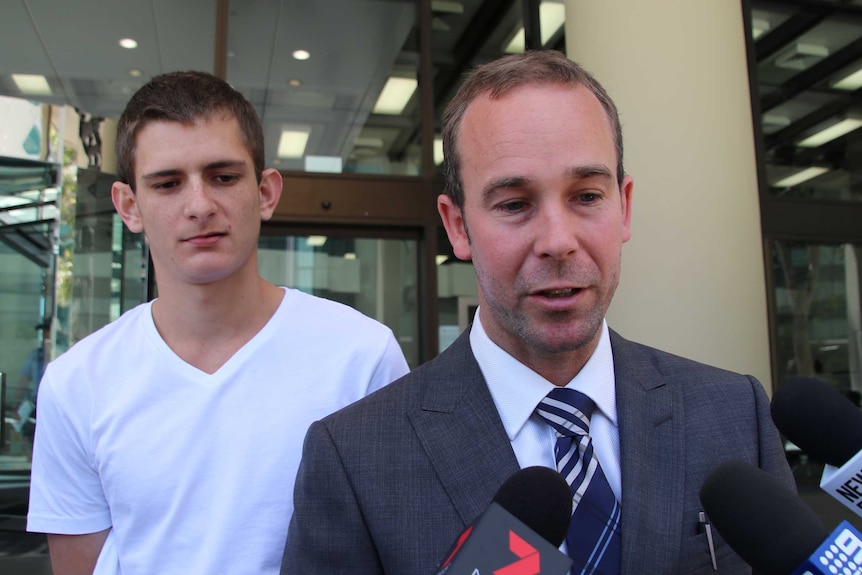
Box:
left=119, top=38, right=138, bottom=49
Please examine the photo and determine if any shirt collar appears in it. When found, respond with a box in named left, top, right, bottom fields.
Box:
left=470, top=310, right=617, bottom=441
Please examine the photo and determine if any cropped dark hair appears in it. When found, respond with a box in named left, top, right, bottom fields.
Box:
left=115, top=71, right=264, bottom=188
left=442, top=51, right=624, bottom=210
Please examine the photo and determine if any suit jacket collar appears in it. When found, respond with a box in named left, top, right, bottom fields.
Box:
left=408, top=329, right=521, bottom=526
left=611, top=330, right=685, bottom=572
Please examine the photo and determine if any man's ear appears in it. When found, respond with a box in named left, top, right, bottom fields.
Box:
left=620, top=174, right=634, bottom=244
left=258, top=168, right=283, bottom=221
left=112, top=182, right=144, bottom=233
left=437, top=194, right=471, bottom=261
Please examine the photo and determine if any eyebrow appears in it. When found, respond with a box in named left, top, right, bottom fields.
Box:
left=481, top=163, right=615, bottom=199
left=565, top=163, right=614, bottom=181
left=140, top=160, right=247, bottom=182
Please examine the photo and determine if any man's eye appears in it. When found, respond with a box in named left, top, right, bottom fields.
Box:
left=499, top=201, right=526, bottom=212
left=153, top=181, right=178, bottom=190
left=214, top=174, right=239, bottom=184
left=579, top=192, right=598, bottom=203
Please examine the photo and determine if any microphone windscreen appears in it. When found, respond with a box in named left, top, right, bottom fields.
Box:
left=699, top=460, right=828, bottom=575
left=771, top=376, right=862, bottom=467
left=493, top=466, right=572, bottom=548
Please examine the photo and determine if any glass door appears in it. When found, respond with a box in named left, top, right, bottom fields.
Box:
left=259, top=229, right=421, bottom=368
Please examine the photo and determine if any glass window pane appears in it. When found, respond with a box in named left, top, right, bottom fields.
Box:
left=772, top=240, right=862, bottom=393
left=436, top=226, right=477, bottom=353
left=227, top=0, right=423, bottom=176
left=258, top=233, right=420, bottom=368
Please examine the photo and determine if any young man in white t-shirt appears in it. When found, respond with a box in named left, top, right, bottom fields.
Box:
left=26, top=71, right=409, bottom=575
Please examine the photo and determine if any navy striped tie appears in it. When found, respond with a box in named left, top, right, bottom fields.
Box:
left=536, top=388, right=621, bottom=575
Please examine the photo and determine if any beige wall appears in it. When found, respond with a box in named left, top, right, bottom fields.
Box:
left=565, top=0, right=773, bottom=390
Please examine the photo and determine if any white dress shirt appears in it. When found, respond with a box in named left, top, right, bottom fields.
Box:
left=470, top=311, right=622, bottom=501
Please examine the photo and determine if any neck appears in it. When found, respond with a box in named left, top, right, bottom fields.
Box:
left=151, top=277, right=284, bottom=373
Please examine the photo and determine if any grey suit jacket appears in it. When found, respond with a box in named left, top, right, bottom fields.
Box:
left=283, top=329, right=795, bottom=574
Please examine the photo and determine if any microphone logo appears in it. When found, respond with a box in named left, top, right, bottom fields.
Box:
left=494, top=531, right=541, bottom=575
left=440, top=526, right=475, bottom=570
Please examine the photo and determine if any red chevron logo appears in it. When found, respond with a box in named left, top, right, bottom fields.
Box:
left=494, top=531, right=540, bottom=575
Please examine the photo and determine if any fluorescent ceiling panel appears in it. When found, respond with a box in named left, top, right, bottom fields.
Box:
left=540, top=2, right=566, bottom=44
left=832, top=68, right=862, bottom=91
left=278, top=129, right=310, bottom=158
left=307, top=235, right=327, bottom=247
left=797, top=118, right=862, bottom=148
left=773, top=166, right=829, bottom=188
left=751, top=18, right=770, bottom=39
left=373, top=77, right=418, bottom=115
left=505, top=2, right=566, bottom=53
left=12, top=74, right=51, bottom=96
left=434, top=136, right=444, bottom=166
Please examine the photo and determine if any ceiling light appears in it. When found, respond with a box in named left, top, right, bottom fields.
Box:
left=431, top=1, right=464, bottom=14
left=505, top=28, right=525, bottom=54
left=775, top=42, right=828, bottom=71
left=12, top=74, right=51, bottom=96
left=344, top=253, right=357, bottom=260
left=373, top=77, right=418, bottom=115
left=119, top=38, right=138, bottom=49
left=797, top=118, right=862, bottom=148
left=539, top=2, right=566, bottom=44
left=354, top=137, right=385, bottom=148
left=307, top=236, right=327, bottom=247
left=277, top=128, right=310, bottom=158
left=751, top=18, right=770, bottom=40
left=292, top=49, right=310, bottom=61
left=773, top=166, right=829, bottom=188
left=832, top=68, right=862, bottom=91
left=288, top=79, right=302, bottom=87
left=762, top=114, right=791, bottom=129
left=435, top=255, right=448, bottom=266
left=129, top=69, right=142, bottom=77
left=434, top=136, right=444, bottom=166
left=505, top=2, right=565, bottom=53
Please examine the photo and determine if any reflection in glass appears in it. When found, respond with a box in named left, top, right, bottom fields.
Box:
left=436, top=227, right=477, bottom=353
left=258, top=234, right=420, bottom=367
left=773, top=240, right=862, bottom=395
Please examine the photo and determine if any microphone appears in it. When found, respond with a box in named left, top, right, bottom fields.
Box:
left=771, top=376, right=862, bottom=516
left=700, top=460, right=862, bottom=575
left=435, top=466, right=573, bottom=575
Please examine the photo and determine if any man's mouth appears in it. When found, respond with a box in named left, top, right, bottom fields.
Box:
left=538, top=288, right=580, bottom=298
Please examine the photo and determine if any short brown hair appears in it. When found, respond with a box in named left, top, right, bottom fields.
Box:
left=115, top=71, right=264, bottom=189
left=441, top=51, right=624, bottom=209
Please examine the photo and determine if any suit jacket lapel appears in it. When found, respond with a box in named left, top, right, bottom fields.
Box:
left=408, top=330, right=521, bottom=526
left=611, top=330, right=685, bottom=573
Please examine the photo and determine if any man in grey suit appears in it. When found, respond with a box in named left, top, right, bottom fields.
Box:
left=283, top=51, right=794, bottom=574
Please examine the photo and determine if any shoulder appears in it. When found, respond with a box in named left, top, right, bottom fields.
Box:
left=281, top=288, right=395, bottom=337
left=609, top=330, right=766, bottom=409
left=51, top=304, right=150, bottom=368
left=321, top=332, right=477, bottom=425
left=610, top=330, right=752, bottom=382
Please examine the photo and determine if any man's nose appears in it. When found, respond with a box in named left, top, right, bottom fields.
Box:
left=533, top=206, right=579, bottom=260
left=184, top=179, right=217, bottom=220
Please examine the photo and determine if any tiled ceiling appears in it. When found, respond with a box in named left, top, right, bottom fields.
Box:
left=753, top=0, right=862, bottom=201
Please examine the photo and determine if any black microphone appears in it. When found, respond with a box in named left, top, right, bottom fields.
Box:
left=771, top=376, right=862, bottom=467
left=772, top=376, right=862, bottom=515
left=700, top=460, right=862, bottom=575
left=435, top=466, right=573, bottom=575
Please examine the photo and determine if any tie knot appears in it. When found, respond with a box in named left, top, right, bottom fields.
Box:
left=536, top=388, right=596, bottom=438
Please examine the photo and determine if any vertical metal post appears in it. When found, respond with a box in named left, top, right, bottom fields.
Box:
left=1, top=372, right=6, bottom=449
